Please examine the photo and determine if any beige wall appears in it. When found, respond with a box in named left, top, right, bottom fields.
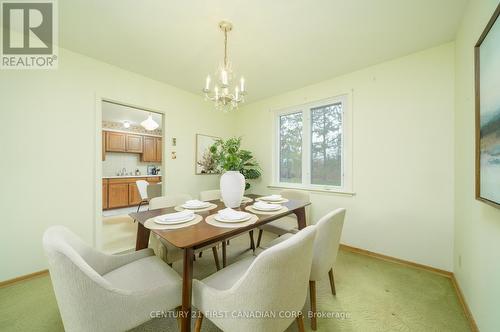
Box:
left=0, top=47, right=233, bottom=281
left=454, top=0, right=500, bottom=330
left=236, top=43, right=456, bottom=271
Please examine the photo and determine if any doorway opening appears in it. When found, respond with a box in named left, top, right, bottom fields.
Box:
left=99, top=100, right=164, bottom=253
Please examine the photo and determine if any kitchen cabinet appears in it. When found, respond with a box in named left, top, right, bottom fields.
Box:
left=156, top=138, right=162, bottom=163
left=102, top=179, right=108, bottom=209
left=103, top=176, right=161, bottom=210
left=105, top=131, right=126, bottom=152
left=142, top=136, right=157, bottom=162
left=126, top=134, right=143, bottom=153
left=107, top=182, right=129, bottom=209
left=102, top=132, right=106, bottom=161
left=128, top=183, right=142, bottom=205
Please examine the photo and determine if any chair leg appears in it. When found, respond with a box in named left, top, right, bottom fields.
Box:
left=136, top=200, right=143, bottom=213
left=194, top=312, right=204, bottom=332
left=309, top=280, right=317, bottom=330
left=256, top=229, right=263, bottom=248
left=296, top=313, right=305, bottom=332
left=328, top=268, right=336, bottom=295
left=212, top=246, right=221, bottom=270
left=249, top=230, right=255, bottom=252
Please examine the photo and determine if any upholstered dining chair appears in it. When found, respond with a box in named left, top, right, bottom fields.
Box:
left=256, top=189, right=311, bottom=247
left=43, top=226, right=181, bottom=332
left=199, top=189, right=221, bottom=201
left=148, top=194, right=222, bottom=270
left=192, top=225, right=317, bottom=332
left=135, top=180, right=149, bottom=212
left=263, top=208, right=346, bottom=330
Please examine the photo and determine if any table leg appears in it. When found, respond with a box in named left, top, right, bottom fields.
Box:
left=222, top=241, right=227, bottom=268
left=181, top=247, right=194, bottom=332
left=135, top=222, right=151, bottom=250
left=294, top=207, right=307, bottom=230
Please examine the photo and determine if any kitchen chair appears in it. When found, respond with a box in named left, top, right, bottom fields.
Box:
left=135, top=180, right=149, bottom=212
left=146, top=182, right=162, bottom=200
left=149, top=194, right=222, bottom=270
left=193, top=225, right=317, bottom=332
left=256, top=189, right=311, bottom=247
left=43, top=226, right=181, bottom=332
left=199, top=189, right=257, bottom=257
left=263, top=208, right=346, bottom=330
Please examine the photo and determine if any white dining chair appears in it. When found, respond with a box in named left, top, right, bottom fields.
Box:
left=43, top=226, right=181, bottom=332
left=192, top=225, right=317, bottom=332
left=263, top=208, right=346, bottom=330
left=135, top=180, right=149, bottom=212
left=149, top=194, right=222, bottom=270
left=256, top=189, right=311, bottom=247
left=199, top=189, right=221, bottom=201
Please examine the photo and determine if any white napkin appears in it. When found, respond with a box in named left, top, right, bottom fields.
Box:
left=253, top=201, right=281, bottom=211
left=157, top=210, right=194, bottom=222
left=261, top=194, right=282, bottom=201
left=183, top=199, right=209, bottom=208
left=218, top=208, right=250, bottom=220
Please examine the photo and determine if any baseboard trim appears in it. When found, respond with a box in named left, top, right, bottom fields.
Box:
left=0, top=269, right=48, bottom=288
left=339, top=244, right=452, bottom=277
left=451, top=274, right=479, bottom=332
left=340, top=244, right=478, bottom=332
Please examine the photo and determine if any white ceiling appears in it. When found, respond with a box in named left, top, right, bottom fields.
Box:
left=102, top=101, right=163, bottom=129
left=60, top=0, right=467, bottom=102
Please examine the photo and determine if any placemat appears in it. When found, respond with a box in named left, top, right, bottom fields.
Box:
left=145, top=214, right=202, bottom=230
left=205, top=214, right=258, bottom=228
left=255, top=197, right=289, bottom=204
left=174, top=203, right=218, bottom=212
left=220, top=196, right=253, bottom=204
left=244, top=205, right=289, bottom=215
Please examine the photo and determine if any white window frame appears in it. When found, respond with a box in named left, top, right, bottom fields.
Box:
left=271, top=93, right=353, bottom=194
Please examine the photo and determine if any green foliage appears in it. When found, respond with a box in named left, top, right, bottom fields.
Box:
left=209, top=137, right=262, bottom=190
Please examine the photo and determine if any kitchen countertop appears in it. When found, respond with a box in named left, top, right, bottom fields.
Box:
left=103, top=174, right=162, bottom=179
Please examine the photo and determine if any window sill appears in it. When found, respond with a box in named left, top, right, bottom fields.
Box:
left=267, top=184, right=355, bottom=196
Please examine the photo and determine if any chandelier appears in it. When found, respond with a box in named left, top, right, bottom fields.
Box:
left=203, top=21, right=246, bottom=112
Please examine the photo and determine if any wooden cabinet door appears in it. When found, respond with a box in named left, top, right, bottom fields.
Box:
left=106, top=132, right=126, bottom=152
left=126, top=134, right=143, bottom=153
left=155, top=138, right=162, bottom=162
left=142, top=136, right=157, bottom=162
left=107, top=183, right=129, bottom=208
left=102, top=132, right=106, bottom=161
left=128, top=183, right=142, bottom=205
left=102, top=181, right=108, bottom=209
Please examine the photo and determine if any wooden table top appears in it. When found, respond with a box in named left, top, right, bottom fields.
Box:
left=129, top=194, right=310, bottom=250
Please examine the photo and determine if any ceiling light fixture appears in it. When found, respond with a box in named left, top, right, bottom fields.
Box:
left=203, top=21, right=246, bottom=112
left=141, top=114, right=159, bottom=131
left=123, top=120, right=131, bottom=128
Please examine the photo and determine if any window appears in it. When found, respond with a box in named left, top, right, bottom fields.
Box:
left=274, top=95, right=352, bottom=192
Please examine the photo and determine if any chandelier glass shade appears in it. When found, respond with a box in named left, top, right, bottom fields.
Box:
left=203, top=21, right=246, bottom=112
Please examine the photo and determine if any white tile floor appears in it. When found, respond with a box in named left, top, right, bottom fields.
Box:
left=102, top=204, right=149, bottom=217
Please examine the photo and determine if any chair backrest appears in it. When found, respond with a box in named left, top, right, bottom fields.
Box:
left=149, top=193, right=192, bottom=210
left=310, top=208, right=346, bottom=281
left=199, top=189, right=221, bottom=201
left=218, top=226, right=316, bottom=331
left=136, top=180, right=149, bottom=200
left=146, top=183, right=162, bottom=199
left=281, top=189, right=311, bottom=223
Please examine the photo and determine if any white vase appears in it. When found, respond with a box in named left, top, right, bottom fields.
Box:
left=220, top=171, right=245, bottom=208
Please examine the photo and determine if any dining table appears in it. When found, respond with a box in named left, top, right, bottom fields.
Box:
left=130, top=193, right=310, bottom=332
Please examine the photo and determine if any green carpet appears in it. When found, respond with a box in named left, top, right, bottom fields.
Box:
left=0, top=234, right=470, bottom=332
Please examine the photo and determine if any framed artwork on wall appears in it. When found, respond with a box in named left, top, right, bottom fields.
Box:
left=195, top=134, right=220, bottom=175
left=475, top=4, right=500, bottom=208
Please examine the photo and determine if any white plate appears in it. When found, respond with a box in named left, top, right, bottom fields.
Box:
left=154, top=215, right=195, bottom=225
left=214, top=214, right=252, bottom=223
left=252, top=204, right=282, bottom=211
left=182, top=203, right=210, bottom=209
